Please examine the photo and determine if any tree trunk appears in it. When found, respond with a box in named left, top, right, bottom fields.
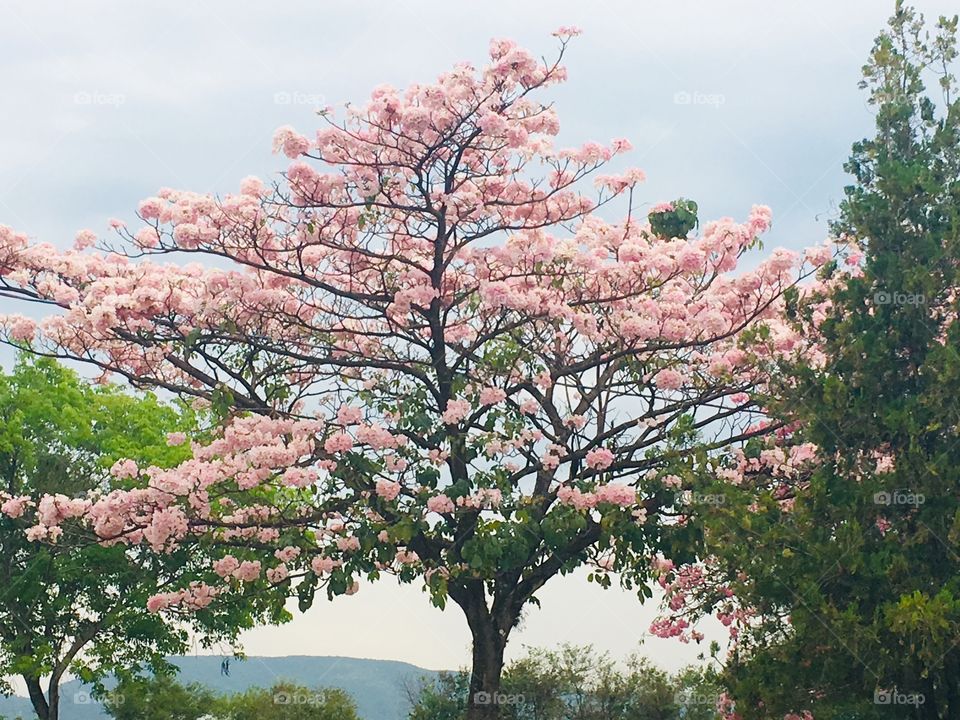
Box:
left=451, top=583, right=513, bottom=720
left=24, top=674, right=52, bottom=720
left=47, top=678, right=60, bottom=720
left=465, top=620, right=507, bottom=720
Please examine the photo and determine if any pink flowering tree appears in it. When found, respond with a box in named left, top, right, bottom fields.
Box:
left=0, top=30, right=827, bottom=719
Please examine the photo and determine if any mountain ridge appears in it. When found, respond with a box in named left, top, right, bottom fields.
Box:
left=0, top=655, right=442, bottom=720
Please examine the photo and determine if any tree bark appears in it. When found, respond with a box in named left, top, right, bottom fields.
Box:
left=466, top=618, right=507, bottom=720
left=46, top=678, right=60, bottom=720
left=451, top=582, right=512, bottom=720
left=24, top=674, right=52, bottom=720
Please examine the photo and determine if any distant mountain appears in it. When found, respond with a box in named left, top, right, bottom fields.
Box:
left=0, top=655, right=441, bottom=720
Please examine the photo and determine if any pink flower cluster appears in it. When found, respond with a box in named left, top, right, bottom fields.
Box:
left=375, top=479, right=402, bottom=501
left=426, top=494, right=455, bottom=514
left=584, top=447, right=614, bottom=470
left=442, top=399, right=472, bottom=425
left=147, top=582, right=219, bottom=612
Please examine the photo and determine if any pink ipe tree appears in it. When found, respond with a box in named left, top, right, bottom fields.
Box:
left=0, top=29, right=827, bottom=719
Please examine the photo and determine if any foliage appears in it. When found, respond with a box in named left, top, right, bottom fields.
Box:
left=221, top=681, right=358, bottom=720
left=647, top=199, right=699, bottom=241
left=0, top=356, right=287, bottom=720
left=653, top=3, right=960, bottom=719
left=409, top=644, right=723, bottom=720
left=102, top=673, right=215, bottom=720
left=104, top=675, right=359, bottom=720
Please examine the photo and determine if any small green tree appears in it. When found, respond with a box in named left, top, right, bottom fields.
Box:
left=408, top=644, right=722, bottom=720
left=0, top=356, right=287, bottom=720
left=408, top=672, right=471, bottom=720
left=221, top=681, right=359, bottom=720
left=105, top=675, right=360, bottom=720
left=103, top=674, right=216, bottom=720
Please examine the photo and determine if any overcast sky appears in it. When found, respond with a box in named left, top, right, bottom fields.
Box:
left=2, top=0, right=957, bottom=676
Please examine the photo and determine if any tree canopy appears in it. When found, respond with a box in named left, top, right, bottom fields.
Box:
left=0, top=28, right=828, bottom=719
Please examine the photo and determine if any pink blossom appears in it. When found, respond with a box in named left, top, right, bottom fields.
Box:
left=427, top=494, right=455, bottom=514
left=595, top=482, right=636, bottom=506
left=266, top=564, right=289, bottom=584
left=653, top=369, right=684, bottom=390
left=7, top=316, right=36, bottom=342
left=585, top=448, right=614, bottom=470
left=534, top=372, right=553, bottom=390
left=355, top=423, right=397, bottom=450
left=281, top=466, right=318, bottom=487
left=556, top=486, right=597, bottom=510
left=275, top=546, right=300, bottom=562
left=272, top=125, right=311, bottom=158
left=396, top=549, right=419, bottom=565
left=137, top=197, right=164, bottom=219
left=110, top=459, right=139, bottom=480
left=385, top=455, right=408, bottom=472
left=336, top=405, right=363, bottom=425
left=324, top=432, right=353, bottom=454
left=74, top=229, right=97, bottom=250
left=375, top=479, right=401, bottom=501
left=311, top=556, right=337, bottom=574
left=233, top=560, right=262, bottom=582
left=479, top=387, right=506, bottom=406
left=520, top=399, right=539, bottom=415
left=336, top=536, right=361, bottom=552
left=874, top=453, right=895, bottom=474
left=239, top=176, right=265, bottom=197
left=442, top=399, right=471, bottom=425
left=0, top=495, right=29, bottom=518
left=213, top=555, right=240, bottom=578
left=146, top=595, right=169, bottom=613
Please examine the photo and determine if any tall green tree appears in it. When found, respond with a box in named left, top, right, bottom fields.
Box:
left=676, top=3, right=960, bottom=718
left=0, top=356, right=287, bottom=720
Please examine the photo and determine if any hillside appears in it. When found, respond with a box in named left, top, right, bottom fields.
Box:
left=0, top=655, right=440, bottom=720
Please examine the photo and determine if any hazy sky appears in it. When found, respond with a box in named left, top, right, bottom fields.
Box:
left=2, top=0, right=957, bottom=676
